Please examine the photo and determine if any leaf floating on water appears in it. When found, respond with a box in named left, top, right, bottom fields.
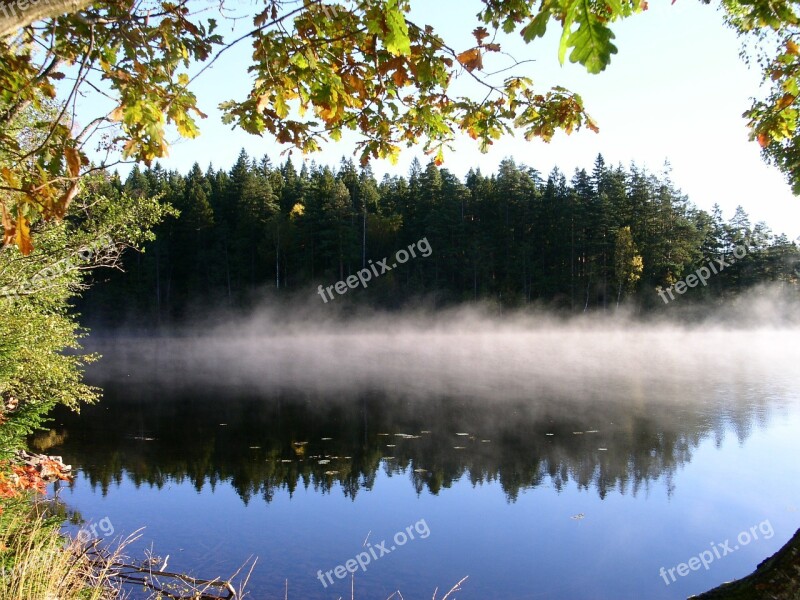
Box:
left=545, top=433, right=554, bottom=436
left=455, top=433, right=470, bottom=436
left=453, top=446, right=465, bottom=450
left=378, top=433, right=390, bottom=436
left=324, top=470, right=339, bottom=476
left=585, top=430, right=599, bottom=433
left=219, top=423, right=228, bottom=426
left=281, top=459, right=292, bottom=463
left=386, top=444, right=396, bottom=447
left=572, top=432, right=584, bottom=435
left=598, top=448, right=608, bottom=451
left=318, top=459, right=331, bottom=465
left=414, top=468, right=427, bottom=473
left=321, top=437, right=332, bottom=441
left=420, top=430, right=431, bottom=434
left=293, top=441, right=308, bottom=446
left=481, top=440, right=491, bottom=443
left=249, top=446, right=261, bottom=449
left=571, top=513, right=585, bottom=520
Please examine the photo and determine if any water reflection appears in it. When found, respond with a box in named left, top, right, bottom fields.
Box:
left=37, top=380, right=784, bottom=505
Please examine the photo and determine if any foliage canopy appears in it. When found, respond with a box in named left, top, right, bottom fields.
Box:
left=0, top=0, right=798, bottom=255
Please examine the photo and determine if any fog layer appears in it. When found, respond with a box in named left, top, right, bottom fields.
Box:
left=86, top=291, right=800, bottom=404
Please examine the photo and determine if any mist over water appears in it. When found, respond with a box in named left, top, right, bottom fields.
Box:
left=87, top=289, right=800, bottom=405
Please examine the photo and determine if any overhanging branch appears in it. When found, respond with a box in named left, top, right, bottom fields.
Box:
left=0, top=0, right=93, bottom=37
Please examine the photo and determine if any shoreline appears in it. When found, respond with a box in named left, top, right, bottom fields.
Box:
left=691, top=528, right=800, bottom=599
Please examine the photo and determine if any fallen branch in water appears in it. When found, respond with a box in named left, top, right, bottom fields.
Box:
left=83, top=540, right=256, bottom=600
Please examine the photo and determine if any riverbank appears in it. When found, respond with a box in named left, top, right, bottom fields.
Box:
left=691, top=528, right=800, bottom=599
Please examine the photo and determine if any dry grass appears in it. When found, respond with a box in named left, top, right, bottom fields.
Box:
left=0, top=496, right=253, bottom=600
left=0, top=499, right=127, bottom=600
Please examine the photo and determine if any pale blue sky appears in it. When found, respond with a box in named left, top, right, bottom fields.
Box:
left=78, top=1, right=800, bottom=238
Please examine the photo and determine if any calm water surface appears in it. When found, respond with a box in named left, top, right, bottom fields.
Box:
left=36, top=327, right=800, bottom=600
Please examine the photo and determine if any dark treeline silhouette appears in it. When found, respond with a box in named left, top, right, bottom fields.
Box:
left=36, top=384, right=771, bottom=506
left=80, top=151, right=800, bottom=324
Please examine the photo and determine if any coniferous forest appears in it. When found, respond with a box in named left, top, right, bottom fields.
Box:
left=81, top=150, right=800, bottom=325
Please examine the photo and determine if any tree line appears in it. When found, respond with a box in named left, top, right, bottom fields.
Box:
left=80, top=151, right=800, bottom=325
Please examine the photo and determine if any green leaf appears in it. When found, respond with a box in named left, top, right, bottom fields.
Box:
left=384, top=0, right=411, bottom=56
left=559, top=0, right=581, bottom=66
left=521, top=11, right=550, bottom=43
left=290, top=53, right=309, bottom=69
left=566, top=0, right=618, bottom=73
left=275, top=92, right=289, bottom=118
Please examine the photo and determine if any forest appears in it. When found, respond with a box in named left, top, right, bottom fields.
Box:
left=80, top=151, right=800, bottom=325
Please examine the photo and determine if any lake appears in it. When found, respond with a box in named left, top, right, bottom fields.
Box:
left=35, top=320, right=800, bottom=599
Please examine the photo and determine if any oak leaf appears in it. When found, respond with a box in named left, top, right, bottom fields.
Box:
left=15, top=210, right=33, bottom=256
left=473, top=27, right=490, bottom=44
left=65, top=147, right=81, bottom=178
left=457, top=48, right=483, bottom=73
left=777, top=93, right=796, bottom=110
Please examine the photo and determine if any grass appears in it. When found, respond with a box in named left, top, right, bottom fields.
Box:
left=0, top=497, right=125, bottom=600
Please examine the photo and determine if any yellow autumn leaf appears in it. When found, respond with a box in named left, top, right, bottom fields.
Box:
left=0, top=166, right=19, bottom=188
left=456, top=48, right=483, bottom=73
left=15, top=210, right=33, bottom=256
left=109, top=106, right=124, bottom=121
left=65, top=147, right=81, bottom=178
left=777, top=93, right=796, bottom=110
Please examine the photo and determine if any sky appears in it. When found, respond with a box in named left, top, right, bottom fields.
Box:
left=78, top=0, right=800, bottom=239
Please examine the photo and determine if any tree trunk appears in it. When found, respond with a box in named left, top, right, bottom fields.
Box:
left=154, top=240, right=161, bottom=325
left=275, top=223, right=280, bottom=289
left=0, top=0, right=92, bottom=37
